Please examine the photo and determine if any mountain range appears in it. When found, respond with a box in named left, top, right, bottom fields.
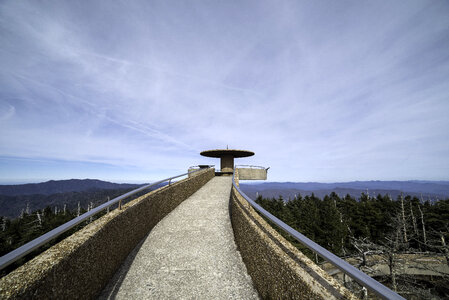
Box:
left=0, top=179, right=143, bottom=218
left=2, top=179, right=449, bottom=219
left=240, top=180, right=449, bottom=201
left=0, top=179, right=141, bottom=196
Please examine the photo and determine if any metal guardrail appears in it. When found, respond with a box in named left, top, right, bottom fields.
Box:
left=188, top=165, right=215, bottom=169
left=235, top=165, right=268, bottom=170
left=232, top=169, right=405, bottom=300
left=0, top=167, right=210, bottom=271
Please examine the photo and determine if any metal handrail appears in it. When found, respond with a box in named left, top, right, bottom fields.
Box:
left=235, top=164, right=268, bottom=170
left=0, top=167, right=210, bottom=270
left=188, top=165, right=215, bottom=169
left=232, top=169, right=405, bottom=300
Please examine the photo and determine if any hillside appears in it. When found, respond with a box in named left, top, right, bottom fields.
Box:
left=0, top=179, right=141, bottom=196
left=0, top=179, right=144, bottom=218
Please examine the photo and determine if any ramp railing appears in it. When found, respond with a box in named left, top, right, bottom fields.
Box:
left=0, top=167, right=212, bottom=270
left=232, top=169, right=405, bottom=300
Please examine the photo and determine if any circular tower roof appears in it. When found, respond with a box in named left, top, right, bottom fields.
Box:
left=200, top=149, right=254, bottom=158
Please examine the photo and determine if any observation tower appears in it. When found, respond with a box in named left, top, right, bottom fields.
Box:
left=200, top=148, right=254, bottom=174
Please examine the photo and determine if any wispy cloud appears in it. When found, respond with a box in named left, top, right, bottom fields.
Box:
left=1, top=0, right=449, bottom=182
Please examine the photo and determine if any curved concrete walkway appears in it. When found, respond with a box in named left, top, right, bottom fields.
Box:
left=99, top=176, right=259, bottom=299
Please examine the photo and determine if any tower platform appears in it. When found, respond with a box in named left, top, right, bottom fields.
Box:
left=200, top=149, right=254, bottom=174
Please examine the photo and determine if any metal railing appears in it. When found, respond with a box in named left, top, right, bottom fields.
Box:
left=0, top=167, right=210, bottom=270
left=232, top=169, right=405, bottom=300
left=188, top=165, right=215, bottom=169
left=235, top=165, right=268, bottom=169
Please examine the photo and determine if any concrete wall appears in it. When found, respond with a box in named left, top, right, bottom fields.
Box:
left=230, top=170, right=356, bottom=300
left=0, top=168, right=214, bottom=300
left=236, top=167, right=267, bottom=180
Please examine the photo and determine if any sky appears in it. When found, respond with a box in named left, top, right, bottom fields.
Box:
left=1, top=1, right=449, bottom=184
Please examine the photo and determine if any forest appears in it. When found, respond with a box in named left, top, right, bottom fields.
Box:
left=255, top=192, right=449, bottom=299
left=1, top=186, right=448, bottom=298
left=0, top=186, right=152, bottom=276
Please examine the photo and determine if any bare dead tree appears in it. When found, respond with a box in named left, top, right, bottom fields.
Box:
left=439, top=228, right=449, bottom=268
left=345, top=196, right=447, bottom=298
left=334, top=198, right=347, bottom=256
left=380, top=208, right=414, bottom=292
left=410, top=200, right=418, bottom=236
left=348, top=235, right=402, bottom=296
left=361, top=287, right=368, bottom=300
left=400, top=193, right=408, bottom=243
left=36, top=211, right=42, bottom=227
left=383, top=229, right=400, bottom=292
left=418, top=198, right=427, bottom=247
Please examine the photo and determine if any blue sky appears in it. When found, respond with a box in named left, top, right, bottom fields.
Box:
left=1, top=1, right=449, bottom=183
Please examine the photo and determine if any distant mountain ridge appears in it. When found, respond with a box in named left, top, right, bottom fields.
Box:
left=240, top=180, right=449, bottom=201
left=2, top=179, right=448, bottom=218
left=0, top=179, right=142, bottom=196
left=0, top=179, right=147, bottom=219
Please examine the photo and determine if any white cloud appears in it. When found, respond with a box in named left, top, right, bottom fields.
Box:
left=1, top=0, right=449, bottom=182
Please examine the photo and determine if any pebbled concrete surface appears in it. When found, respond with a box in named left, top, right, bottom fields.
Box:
left=230, top=169, right=356, bottom=300
left=99, top=176, right=259, bottom=299
left=0, top=168, right=214, bottom=300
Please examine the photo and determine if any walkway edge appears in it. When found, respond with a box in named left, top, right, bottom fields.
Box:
left=0, top=169, right=214, bottom=300
left=231, top=170, right=357, bottom=299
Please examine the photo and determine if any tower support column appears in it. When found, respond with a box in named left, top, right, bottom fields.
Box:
left=220, top=155, right=234, bottom=173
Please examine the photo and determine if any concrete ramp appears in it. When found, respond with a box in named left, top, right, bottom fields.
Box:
left=100, top=176, right=258, bottom=299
